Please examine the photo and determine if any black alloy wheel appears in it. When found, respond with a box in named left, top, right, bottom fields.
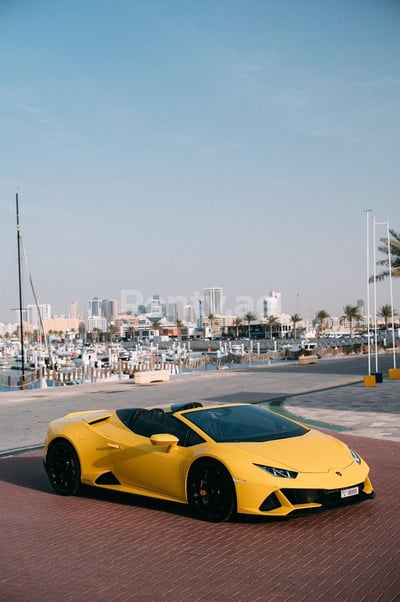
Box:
left=187, top=459, right=236, bottom=522
left=46, top=440, right=81, bottom=496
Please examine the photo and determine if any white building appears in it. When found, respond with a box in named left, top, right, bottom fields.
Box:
left=69, top=301, right=79, bottom=319
left=86, top=315, right=107, bottom=334
left=263, top=291, right=282, bottom=318
left=24, top=304, right=52, bottom=329
left=184, top=303, right=196, bottom=324
left=203, top=287, right=223, bottom=316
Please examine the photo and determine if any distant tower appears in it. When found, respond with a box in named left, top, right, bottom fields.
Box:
left=69, top=301, right=78, bottom=319
left=198, top=299, right=203, bottom=328
left=184, top=303, right=196, bottom=324
left=203, top=287, right=223, bottom=316
left=263, top=291, right=282, bottom=318
left=89, top=297, right=102, bottom=317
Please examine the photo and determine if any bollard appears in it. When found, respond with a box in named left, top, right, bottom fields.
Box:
left=364, top=375, right=376, bottom=387
left=388, top=368, right=400, bottom=380
left=371, top=372, right=383, bottom=383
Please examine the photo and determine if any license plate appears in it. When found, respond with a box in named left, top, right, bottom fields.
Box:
left=341, top=486, right=359, bottom=499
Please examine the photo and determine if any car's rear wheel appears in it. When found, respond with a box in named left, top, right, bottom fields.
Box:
left=46, top=439, right=81, bottom=496
left=187, top=459, right=236, bottom=522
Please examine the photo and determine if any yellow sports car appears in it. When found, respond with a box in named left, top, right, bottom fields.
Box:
left=44, top=402, right=374, bottom=522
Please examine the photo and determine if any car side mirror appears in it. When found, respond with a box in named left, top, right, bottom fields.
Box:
left=150, top=433, right=179, bottom=452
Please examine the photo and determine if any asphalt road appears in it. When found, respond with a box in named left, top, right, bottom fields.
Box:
left=1, top=353, right=399, bottom=454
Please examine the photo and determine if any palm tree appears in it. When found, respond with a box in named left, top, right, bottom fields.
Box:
left=175, top=319, right=184, bottom=341
left=315, top=310, right=330, bottom=334
left=78, top=322, right=86, bottom=343
left=233, top=317, right=242, bottom=339
left=244, top=312, right=256, bottom=339
left=291, top=313, right=302, bottom=340
left=126, top=326, right=135, bottom=341
left=92, top=327, right=102, bottom=343
left=151, top=320, right=162, bottom=334
left=208, top=314, right=216, bottom=340
left=265, top=315, right=280, bottom=340
left=108, top=324, right=119, bottom=342
left=377, top=304, right=398, bottom=332
left=342, top=305, right=362, bottom=338
left=374, top=228, right=400, bottom=281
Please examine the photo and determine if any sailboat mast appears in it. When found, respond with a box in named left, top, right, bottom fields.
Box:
left=16, top=193, right=25, bottom=380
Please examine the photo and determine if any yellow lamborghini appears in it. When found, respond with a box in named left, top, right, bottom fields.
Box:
left=43, top=402, right=374, bottom=522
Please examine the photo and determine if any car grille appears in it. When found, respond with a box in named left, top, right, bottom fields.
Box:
left=281, top=483, right=365, bottom=506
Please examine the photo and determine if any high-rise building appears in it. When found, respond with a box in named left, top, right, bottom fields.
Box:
left=86, top=315, right=107, bottom=334
left=203, top=287, right=223, bottom=316
left=89, top=297, right=102, bottom=317
left=69, top=301, right=79, bottom=319
left=166, top=302, right=178, bottom=322
left=263, top=291, right=282, bottom=318
left=184, top=303, right=196, bottom=324
left=25, top=304, right=52, bottom=328
left=102, top=299, right=119, bottom=322
left=147, top=295, right=163, bottom=316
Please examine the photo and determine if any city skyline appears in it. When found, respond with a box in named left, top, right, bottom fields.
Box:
left=0, top=286, right=376, bottom=329
left=1, top=2, right=399, bottom=322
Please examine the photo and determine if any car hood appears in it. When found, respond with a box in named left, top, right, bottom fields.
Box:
left=232, top=429, right=354, bottom=472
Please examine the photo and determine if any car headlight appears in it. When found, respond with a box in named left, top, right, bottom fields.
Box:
left=350, top=449, right=361, bottom=464
left=254, top=464, right=298, bottom=478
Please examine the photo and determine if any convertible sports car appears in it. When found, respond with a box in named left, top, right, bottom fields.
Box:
left=44, top=402, right=374, bottom=522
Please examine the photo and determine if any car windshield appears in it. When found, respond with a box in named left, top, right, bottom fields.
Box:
left=181, top=405, right=308, bottom=443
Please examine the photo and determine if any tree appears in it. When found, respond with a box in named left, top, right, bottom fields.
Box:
left=78, top=322, right=86, bottom=343
left=208, top=314, right=216, bottom=339
left=377, top=304, right=398, bottom=332
left=342, top=305, right=362, bottom=338
left=175, top=319, right=184, bottom=341
left=92, top=327, right=102, bottom=343
left=291, top=313, right=302, bottom=339
left=126, top=325, right=135, bottom=341
left=244, top=312, right=256, bottom=339
left=374, top=228, right=400, bottom=281
left=265, top=315, right=280, bottom=340
left=108, top=324, right=119, bottom=342
left=233, top=317, right=242, bottom=339
left=151, top=320, right=162, bottom=333
left=315, top=310, right=330, bottom=333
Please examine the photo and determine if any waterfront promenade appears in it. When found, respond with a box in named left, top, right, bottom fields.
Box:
left=1, top=354, right=399, bottom=601
left=1, top=353, right=400, bottom=453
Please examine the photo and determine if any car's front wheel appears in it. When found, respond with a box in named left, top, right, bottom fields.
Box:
left=45, top=439, right=81, bottom=496
left=187, top=459, right=236, bottom=522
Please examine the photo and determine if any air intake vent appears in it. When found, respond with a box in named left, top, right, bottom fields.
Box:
left=95, top=472, right=120, bottom=485
left=259, top=492, right=281, bottom=511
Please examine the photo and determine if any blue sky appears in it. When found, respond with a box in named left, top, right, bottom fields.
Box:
left=1, top=0, right=399, bottom=323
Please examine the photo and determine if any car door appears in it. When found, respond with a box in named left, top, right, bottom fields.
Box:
left=108, top=411, right=195, bottom=501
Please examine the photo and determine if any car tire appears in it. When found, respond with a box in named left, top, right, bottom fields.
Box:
left=187, top=459, right=236, bottom=522
left=45, top=439, right=81, bottom=496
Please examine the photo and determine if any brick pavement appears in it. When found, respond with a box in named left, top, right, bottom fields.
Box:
left=0, top=434, right=399, bottom=601
left=1, top=355, right=400, bottom=600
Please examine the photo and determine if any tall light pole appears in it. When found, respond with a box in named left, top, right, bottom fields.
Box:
left=373, top=216, right=379, bottom=373
left=364, top=209, right=373, bottom=376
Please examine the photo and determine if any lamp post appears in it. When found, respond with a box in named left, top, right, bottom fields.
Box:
left=364, top=209, right=373, bottom=377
